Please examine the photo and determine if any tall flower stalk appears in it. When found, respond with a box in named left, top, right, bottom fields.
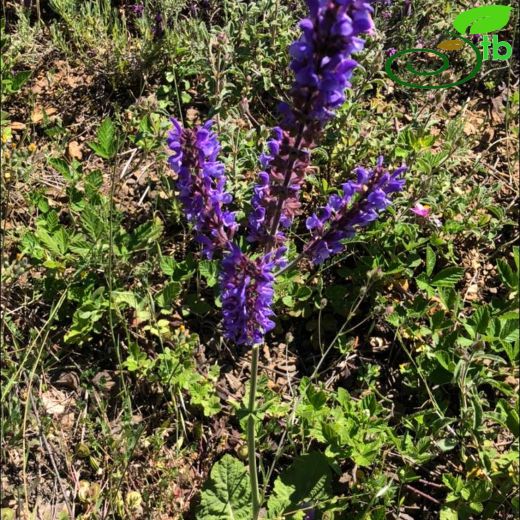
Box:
left=167, top=1, right=406, bottom=516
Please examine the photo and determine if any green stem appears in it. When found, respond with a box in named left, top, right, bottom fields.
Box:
left=248, top=344, right=261, bottom=519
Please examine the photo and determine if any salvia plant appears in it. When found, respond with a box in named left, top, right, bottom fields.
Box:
left=166, top=0, right=406, bottom=516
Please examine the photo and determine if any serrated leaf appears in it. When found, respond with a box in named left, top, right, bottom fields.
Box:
left=431, top=267, right=464, bottom=287
left=54, top=228, right=69, bottom=255
left=81, top=207, right=104, bottom=240
left=88, top=142, right=110, bottom=160
left=438, top=288, right=459, bottom=313
left=453, top=5, right=512, bottom=35
left=440, top=506, right=458, bottom=520
left=128, top=217, right=163, bottom=250
left=48, top=157, right=72, bottom=180
left=500, top=319, right=519, bottom=343
left=112, top=291, right=140, bottom=309
left=471, top=305, right=490, bottom=335
left=197, top=455, right=251, bottom=520
left=426, top=246, right=436, bottom=277
left=199, top=260, right=219, bottom=287
left=89, top=118, right=119, bottom=159
left=497, top=258, right=518, bottom=290
left=267, top=452, right=332, bottom=517
left=156, top=282, right=181, bottom=308
left=86, top=170, right=104, bottom=189
left=35, top=228, right=61, bottom=256
left=98, top=118, right=117, bottom=156
left=160, top=256, right=176, bottom=276
left=45, top=211, right=60, bottom=232
left=416, top=274, right=432, bottom=292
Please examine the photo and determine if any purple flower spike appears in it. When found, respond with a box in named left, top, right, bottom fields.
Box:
left=247, top=128, right=308, bottom=245
left=285, top=0, right=374, bottom=128
left=220, top=246, right=282, bottom=346
left=167, top=118, right=237, bottom=258
left=248, top=0, right=374, bottom=250
left=304, top=159, right=406, bottom=264
left=153, top=12, right=164, bottom=39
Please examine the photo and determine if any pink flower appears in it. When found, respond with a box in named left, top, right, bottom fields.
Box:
left=411, top=203, right=431, bottom=218
left=411, top=203, right=442, bottom=227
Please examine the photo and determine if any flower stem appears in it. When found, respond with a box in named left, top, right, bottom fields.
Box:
left=248, top=344, right=261, bottom=519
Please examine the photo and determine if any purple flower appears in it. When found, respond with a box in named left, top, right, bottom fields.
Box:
left=386, top=47, right=397, bottom=57
left=284, top=0, right=374, bottom=128
left=304, top=158, right=406, bottom=264
left=247, top=0, right=374, bottom=249
left=167, top=118, right=237, bottom=258
left=164, top=0, right=406, bottom=350
left=220, top=246, right=285, bottom=346
left=247, top=128, right=309, bottom=245
left=153, top=12, right=164, bottom=39
left=131, top=3, right=144, bottom=16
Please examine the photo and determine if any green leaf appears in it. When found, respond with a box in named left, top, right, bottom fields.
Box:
left=11, top=70, right=31, bottom=92
left=112, top=291, right=140, bottom=309
left=197, top=455, right=251, bottom=520
left=471, top=305, right=490, bottom=335
left=500, top=319, right=519, bottom=343
left=431, top=267, right=464, bottom=287
left=282, top=295, right=295, bottom=308
left=267, top=452, right=332, bottom=517
left=440, top=506, right=458, bottom=520
left=81, top=207, right=104, bottom=240
left=453, top=5, right=512, bottom=35
left=160, top=257, right=176, bottom=276
left=156, top=282, right=181, bottom=308
left=426, top=246, right=436, bottom=277
left=128, top=217, right=163, bottom=250
left=48, top=158, right=72, bottom=180
left=497, top=258, right=518, bottom=291
left=199, top=260, right=219, bottom=287
left=89, top=118, right=119, bottom=159
left=54, top=228, right=69, bottom=255
left=35, top=228, right=61, bottom=256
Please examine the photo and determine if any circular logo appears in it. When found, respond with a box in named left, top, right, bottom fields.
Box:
left=384, top=35, right=483, bottom=90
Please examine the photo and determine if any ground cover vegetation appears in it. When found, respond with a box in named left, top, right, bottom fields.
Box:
left=1, top=0, right=518, bottom=519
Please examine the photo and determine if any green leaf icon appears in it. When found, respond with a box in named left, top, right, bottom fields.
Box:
left=453, top=5, right=512, bottom=34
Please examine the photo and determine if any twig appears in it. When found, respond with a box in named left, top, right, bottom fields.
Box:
left=30, top=394, right=75, bottom=519
left=404, top=484, right=441, bottom=505
left=119, top=148, right=138, bottom=179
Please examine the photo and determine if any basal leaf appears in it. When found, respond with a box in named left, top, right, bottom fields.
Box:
left=197, top=455, right=251, bottom=520
left=267, top=452, right=332, bottom=518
